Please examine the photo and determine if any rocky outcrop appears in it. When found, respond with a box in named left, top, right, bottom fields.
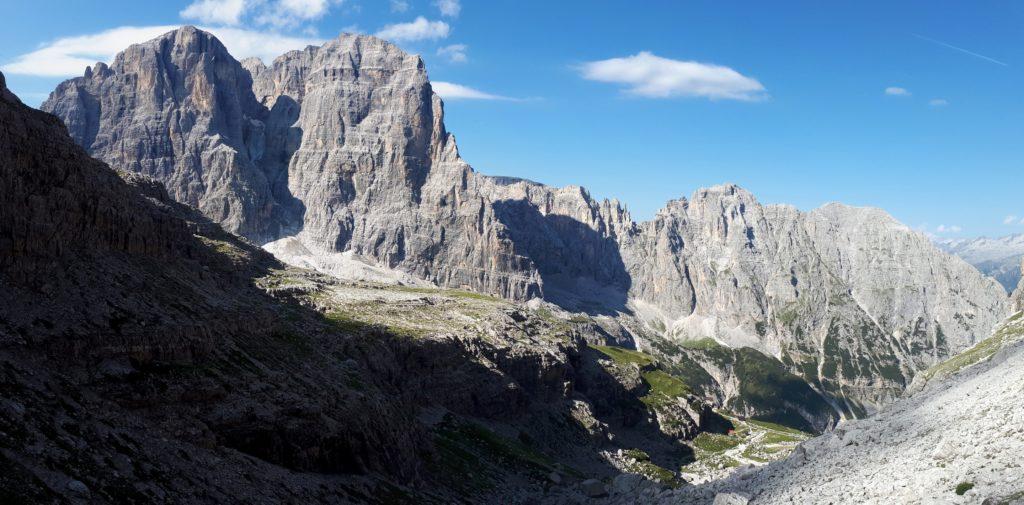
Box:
left=1013, top=258, right=1024, bottom=312
left=622, top=186, right=1008, bottom=415
left=42, top=27, right=284, bottom=242
left=42, top=28, right=1009, bottom=416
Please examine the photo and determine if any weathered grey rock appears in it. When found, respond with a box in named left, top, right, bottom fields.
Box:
left=65, top=480, right=89, bottom=496
left=1012, top=259, right=1024, bottom=312
left=42, top=27, right=284, bottom=242
left=712, top=492, right=750, bottom=505
left=621, top=186, right=1009, bottom=415
left=611, top=473, right=643, bottom=495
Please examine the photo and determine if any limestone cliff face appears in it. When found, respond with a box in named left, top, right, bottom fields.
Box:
left=42, top=28, right=1009, bottom=415
left=43, top=27, right=632, bottom=302
left=242, top=36, right=548, bottom=300
left=1013, top=259, right=1024, bottom=312
left=619, top=186, right=1009, bottom=415
left=41, top=27, right=281, bottom=241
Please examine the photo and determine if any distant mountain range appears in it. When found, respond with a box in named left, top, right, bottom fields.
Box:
left=935, top=234, right=1024, bottom=292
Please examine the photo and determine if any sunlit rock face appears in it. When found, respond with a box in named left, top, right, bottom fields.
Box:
left=1012, top=259, right=1024, bottom=312
left=619, top=186, right=1009, bottom=415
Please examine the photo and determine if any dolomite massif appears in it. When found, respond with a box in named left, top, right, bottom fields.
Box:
left=42, top=27, right=1011, bottom=422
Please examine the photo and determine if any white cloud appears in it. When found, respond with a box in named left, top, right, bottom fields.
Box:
left=437, top=44, right=467, bottom=63
left=1, top=25, right=320, bottom=77
left=1005, top=215, right=1021, bottom=225
left=390, top=0, right=409, bottom=12
left=435, top=0, right=461, bottom=17
left=256, top=0, right=337, bottom=28
left=180, top=0, right=248, bottom=25
left=929, top=98, right=949, bottom=107
left=205, top=26, right=322, bottom=62
left=885, top=86, right=911, bottom=96
left=376, top=17, right=450, bottom=42
left=578, top=52, right=766, bottom=101
left=2, top=25, right=180, bottom=77
left=936, top=224, right=963, bottom=233
left=179, top=0, right=340, bottom=28
left=432, top=81, right=512, bottom=101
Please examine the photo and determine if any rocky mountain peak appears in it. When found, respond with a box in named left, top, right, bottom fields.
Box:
left=0, top=71, right=20, bottom=103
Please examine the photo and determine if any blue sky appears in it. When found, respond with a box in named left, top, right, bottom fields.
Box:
left=2, top=1, right=1022, bottom=238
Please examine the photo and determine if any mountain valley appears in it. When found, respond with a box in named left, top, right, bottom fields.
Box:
left=1, top=23, right=1021, bottom=505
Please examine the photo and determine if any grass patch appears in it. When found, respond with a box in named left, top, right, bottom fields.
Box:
left=324, top=310, right=368, bottom=334
left=429, top=416, right=562, bottom=497
left=323, top=309, right=426, bottom=339
left=740, top=446, right=770, bottom=464
left=747, top=419, right=810, bottom=437
left=392, top=285, right=501, bottom=302
left=621, top=449, right=682, bottom=487
left=692, top=433, right=740, bottom=453
left=640, top=369, right=691, bottom=407
left=955, top=482, right=974, bottom=496
left=760, top=432, right=803, bottom=445
left=592, top=345, right=655, bottom=366
left=625, top=449, right=650, bottom=462
left=678, top=338, right=723, bottom=350
left=919, top=312, right=1024, bottom=384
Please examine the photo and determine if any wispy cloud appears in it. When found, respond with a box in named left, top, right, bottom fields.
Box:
left=437, top=44, right=467, bottom=63
left=913, top=33, right=1008, bottom=67
left=179, top=0, right=341, bottom=29
left=376, top=16, right=450, bottom=42
left=1, top=25, right=321, bottom=77
left=1005, top=215, right=1024, bottom=226
left=578, top=51, right=767, bottom=101
left=936, top=224, right=962, bottom=233
left=390, top=0, right=409, bottom=13
left=181, top=0, right=247, bottom=25
left=929, top=98, right=949, bottom=107
left=885, top=86, right=910, bottom=96
left=256, top=0, right=337, bottom=28
left=432, top=81, right=517, bottom=101
left=435, top=0, right=461, bottom=17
